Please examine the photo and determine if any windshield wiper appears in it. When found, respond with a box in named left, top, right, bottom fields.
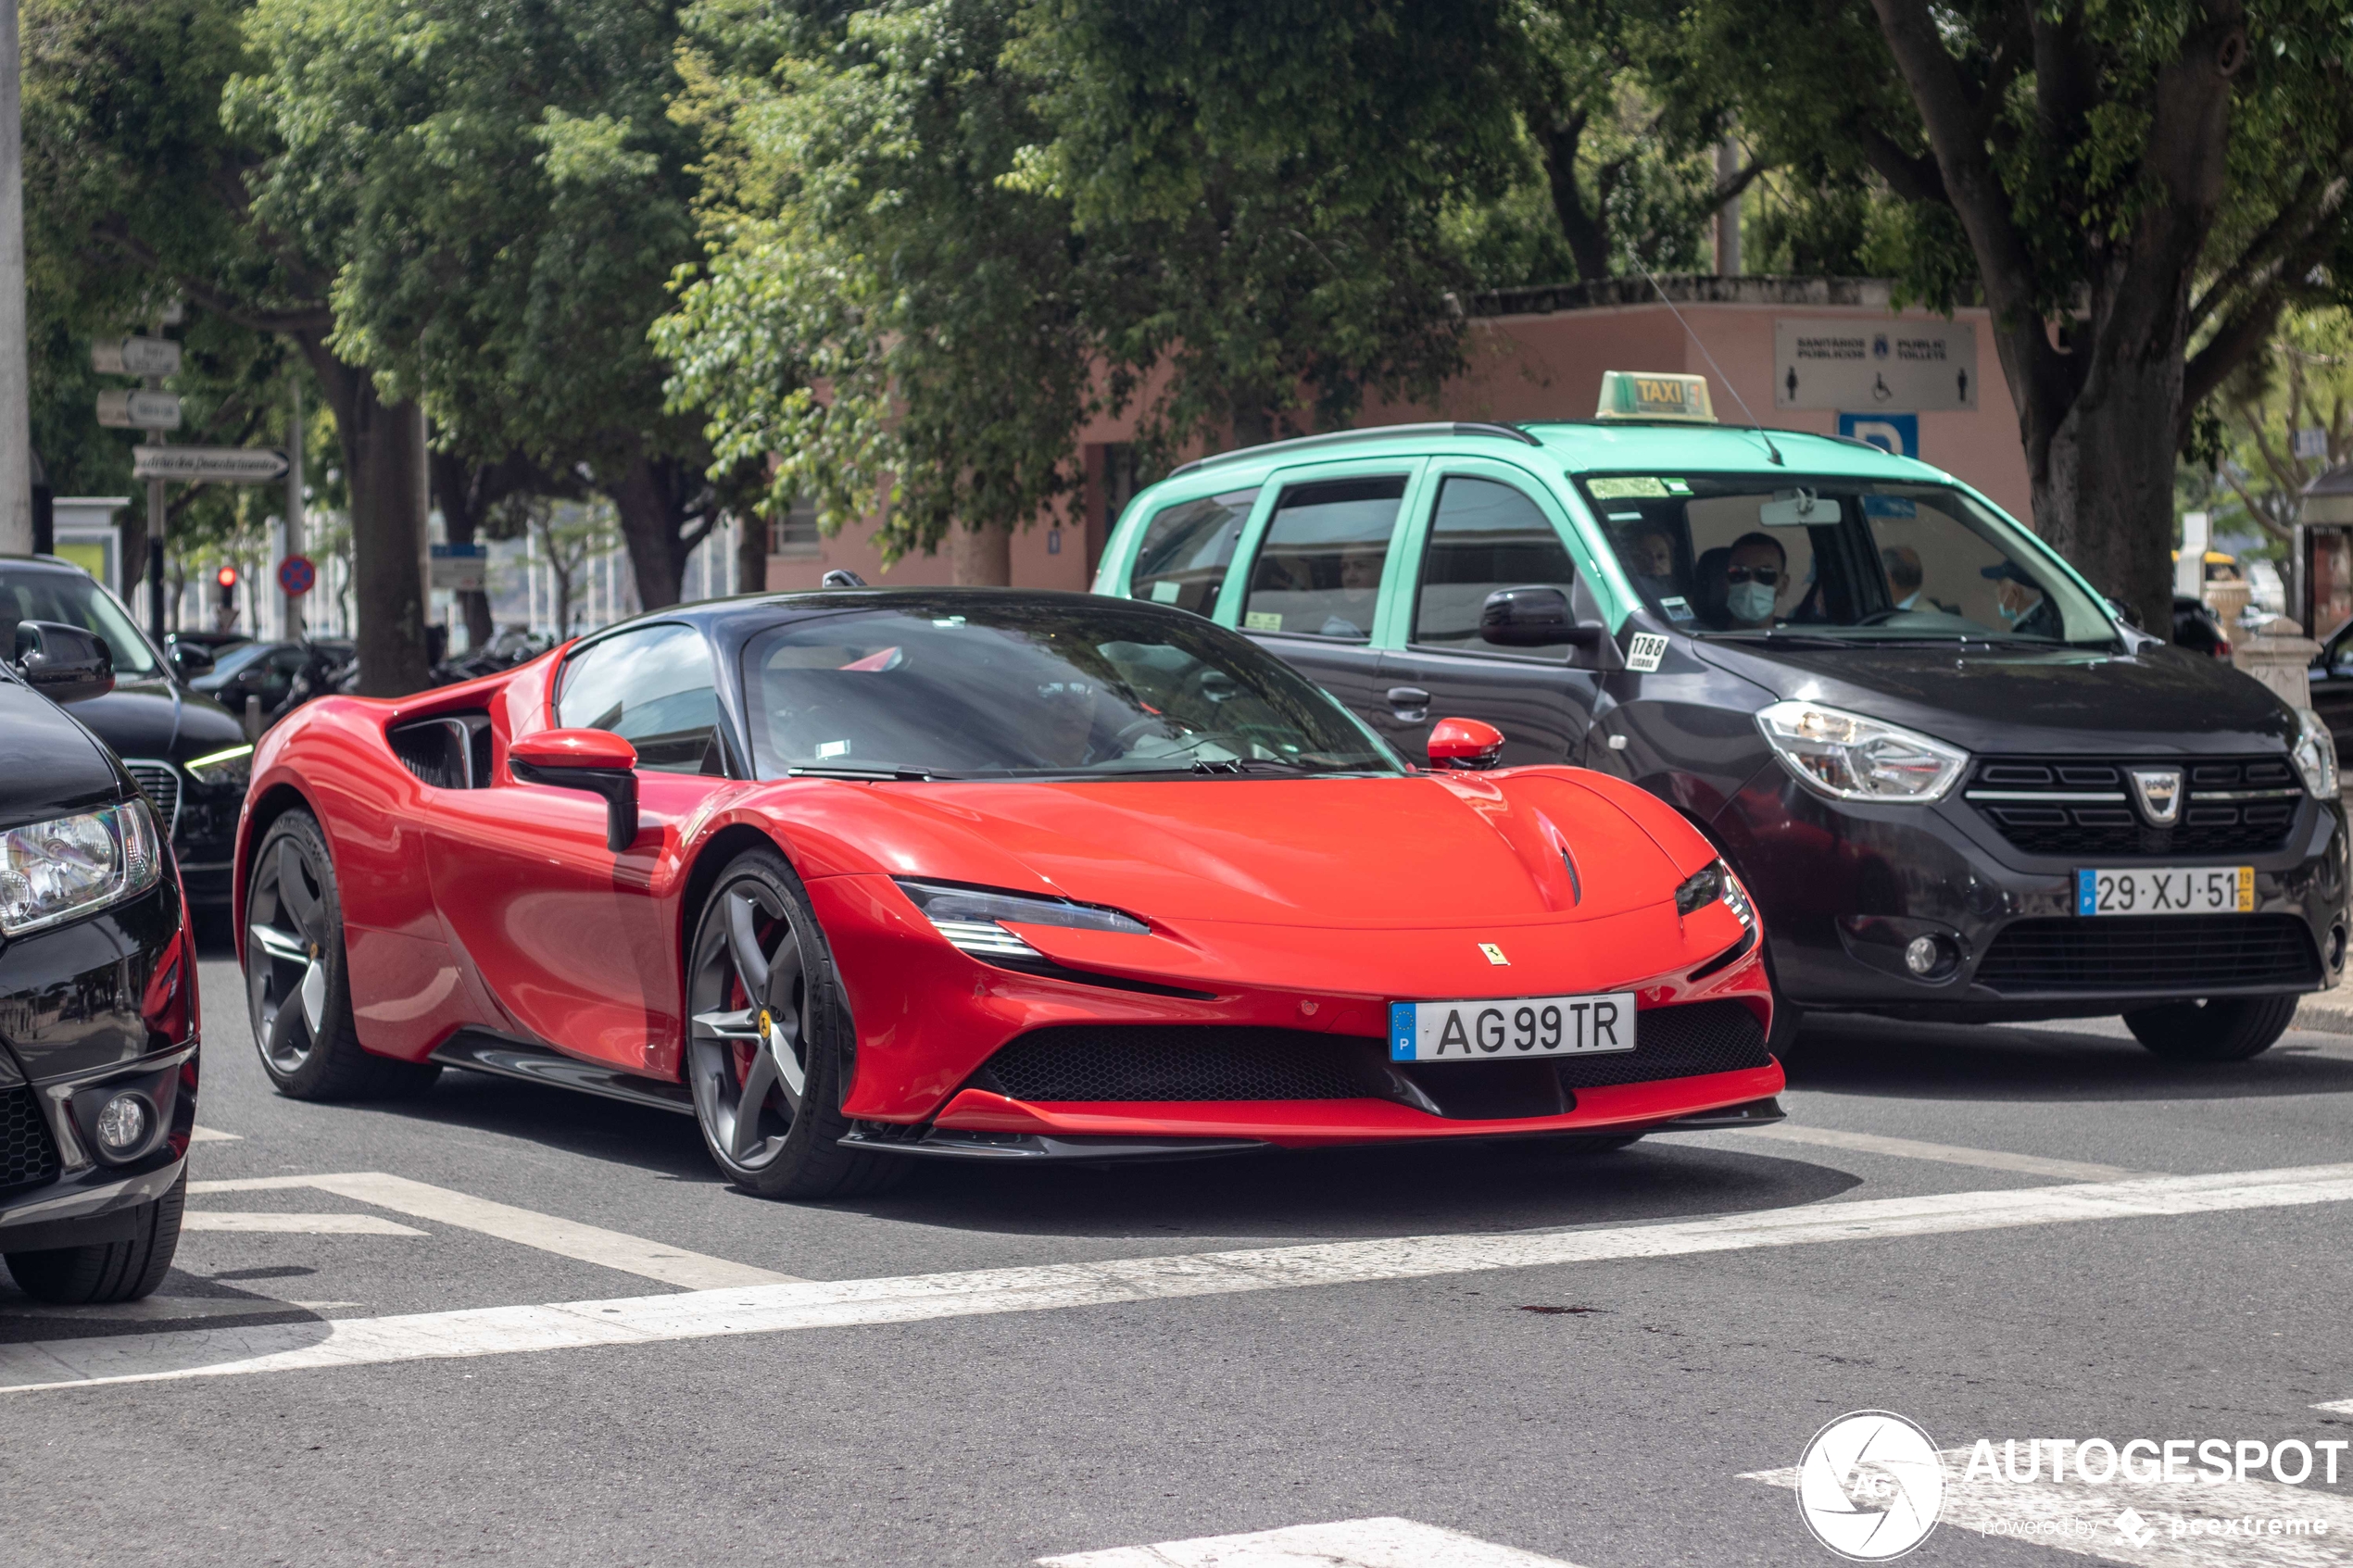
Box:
left=1188, top=757, right=1321, bottom=775
left=786, top=764, right=944, bottom=781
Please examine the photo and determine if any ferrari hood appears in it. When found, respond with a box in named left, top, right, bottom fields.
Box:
left=811, top=771, right=1694, bottom=929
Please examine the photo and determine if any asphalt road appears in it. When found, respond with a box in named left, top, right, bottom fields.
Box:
left=5, top=932, right=2352, bottom=1568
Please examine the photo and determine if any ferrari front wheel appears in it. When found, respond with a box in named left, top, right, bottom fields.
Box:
left=684, top=847, right=901, bottom=1199
left=245, top=809, right=440, bottom=1101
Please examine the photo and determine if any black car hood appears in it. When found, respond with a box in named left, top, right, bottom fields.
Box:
left=64, top=674, right=244, bottom=763
left=0, top=679, right=125, bottom=830
left=1690, top=636, right=2297, bottom=756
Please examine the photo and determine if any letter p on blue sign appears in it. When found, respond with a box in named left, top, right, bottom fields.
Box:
left=1839, top=412, right=1918, bottom=458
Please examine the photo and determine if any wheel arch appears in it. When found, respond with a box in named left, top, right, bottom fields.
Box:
left=233, top=781, right=319, bottom=966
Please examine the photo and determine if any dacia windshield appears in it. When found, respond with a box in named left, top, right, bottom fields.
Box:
left=1579, top=473, right=2118, bottom=648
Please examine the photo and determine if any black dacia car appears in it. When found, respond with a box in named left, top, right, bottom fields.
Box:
left=1, top=620, right=196, bottom=1302
left=0, top=557, right=250, bottom=909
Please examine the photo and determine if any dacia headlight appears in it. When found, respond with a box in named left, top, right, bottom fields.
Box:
left=895, top=880, right=1148, bottom=963
left=2292, top=709, right=2339, bottom=799
left=0, top=801, right=164, bottom=935
left=1756, top=699, right=1968, bottom=804
left=185, top=744, right=255, bottom=790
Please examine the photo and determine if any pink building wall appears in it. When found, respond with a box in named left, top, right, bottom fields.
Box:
left=764, top=291, right=2029, bottom=593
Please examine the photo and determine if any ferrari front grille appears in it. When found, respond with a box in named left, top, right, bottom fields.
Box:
left=0, top=1086, right=63, bottom=1196
left=1545, top=999, right=1770, bottom=1087
left=977, top=1025, right=1389, bottom=1102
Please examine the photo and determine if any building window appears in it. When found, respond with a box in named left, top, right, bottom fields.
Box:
left=771, top=496, right=821, bottom=558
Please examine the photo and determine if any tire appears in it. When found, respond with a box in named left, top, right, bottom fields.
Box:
left=2123, top=995, right=2299, bottom=1062
left=245, top=809, right=441, bottom=1100
left=683, top=846, right=903, bottom=1199
left=6, top=1171, right=187, bottom=1304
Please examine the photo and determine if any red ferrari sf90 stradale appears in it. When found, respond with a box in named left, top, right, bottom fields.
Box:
left=233, top=590, right=1783, bottom=1197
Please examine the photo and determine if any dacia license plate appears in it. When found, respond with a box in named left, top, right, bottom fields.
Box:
left=1388, top=994, right=1637, bottom=1062
left=2075, top=866, right=2252, bottom=917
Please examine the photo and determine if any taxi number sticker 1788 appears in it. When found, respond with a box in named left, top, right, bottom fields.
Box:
left=1626, top=633, right=1669, bottom=672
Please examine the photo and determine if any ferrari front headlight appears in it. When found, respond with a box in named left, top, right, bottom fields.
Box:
left=0, top=801, right=163, bottom=935
left=896, top=880, right=1149, bottom=963
left=1756, top=699, right=1968, bottom=804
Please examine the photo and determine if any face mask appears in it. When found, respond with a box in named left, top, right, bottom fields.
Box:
left=1728, top=582, right=1777, bottom=623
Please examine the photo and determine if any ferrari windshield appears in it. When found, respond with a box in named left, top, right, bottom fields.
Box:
left=1580, top=473, right=2117, bottom=646
left=742, top=598, right=1400, bottom=780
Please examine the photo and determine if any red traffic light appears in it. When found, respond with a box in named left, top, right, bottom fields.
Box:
left=215, top=565, right=239, bottom=589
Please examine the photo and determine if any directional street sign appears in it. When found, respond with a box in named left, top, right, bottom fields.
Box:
left=132, top=446, right=291, bottom=483
left=428, top=542, right=488, bottom=592
left=91, top=335, right=183, bottom=379
left=95, top=388, right=183, bottom=431
left=277, top=555, right=317, bottom=597
left=1774, top=319, right=1979, bottom=411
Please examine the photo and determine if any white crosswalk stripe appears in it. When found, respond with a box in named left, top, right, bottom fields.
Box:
left=1746, top=1447, right=2353, bottom=1567
left=2313, top=1399, right=2353, bottom=1416
left=1746, top=1123, right=2145, bottom=1181
left=1037, top=1517, right=1580, bottom=1567
left=182, top=1212, right=425, bottom=1236
left=3, top=1163, right=2349, bottom=1394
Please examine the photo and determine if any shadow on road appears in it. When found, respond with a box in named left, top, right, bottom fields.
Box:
left=1781, top=1012, right=2353, bottom=1103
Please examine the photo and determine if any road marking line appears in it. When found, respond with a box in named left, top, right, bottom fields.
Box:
left=1746, top=1124, right=2145, bottom=1182
left=1747, top=1448, right=2353, bottom=1567
left=187, top=1126, right=241, bottom=1143
left=1, top=1296, right=359, bottom=1323
left=6, top=1163, right=2352, bottom=1393
left=1037, top=1517, right=1580, bottom=1567
left=2315, top=1399, right=2353, bottom=1415
left=182, top=1212, right=426, bottom=1236
left=187, top=1173, right=798, bottom=1289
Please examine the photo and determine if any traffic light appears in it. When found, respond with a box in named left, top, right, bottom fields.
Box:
left=215, top=565, right=238, bottom=616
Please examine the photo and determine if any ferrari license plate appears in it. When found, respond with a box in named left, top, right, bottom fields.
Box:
left=2075, top=866, right=2253, bottom=917
left=1388, top=994, right=1637, bottom=1062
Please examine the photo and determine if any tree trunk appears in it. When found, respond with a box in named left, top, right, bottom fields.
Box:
left=298, top=340, right=432, bottom=696
left=607, top=453, right=685, bottom=609
left=950, top=520, right=1012, bottom=585
left=1535, top=113, right=1613, bottom=283
left=735, top=509, right=767, bottom=596
left=427, top=447, right=495, bottom=651
left=2029, top=330, right=2188, bottom=636
left=1231, top=401, right=1276, bottom=450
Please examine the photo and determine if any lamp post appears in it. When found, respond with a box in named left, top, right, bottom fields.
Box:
left=0, top=0, right=33, bottom=556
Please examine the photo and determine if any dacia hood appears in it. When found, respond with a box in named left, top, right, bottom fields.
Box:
left=1691, top=636, right=2296, bottom=756
left=802, top=771, right=1696, bottom=929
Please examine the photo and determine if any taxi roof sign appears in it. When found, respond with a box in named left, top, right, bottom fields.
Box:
left=1595, top=371, right=1717, bottom=424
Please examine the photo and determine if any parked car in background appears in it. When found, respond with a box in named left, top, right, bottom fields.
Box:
left=1, top=556, right=248, bottom=909
left=1094, top=388, right=2347, bottom=1063
left=2173, top=596, right=2232, bottom=659
left=192, top=637, right=356, bottom=722
left=0, top=617, right=196, bottom=1303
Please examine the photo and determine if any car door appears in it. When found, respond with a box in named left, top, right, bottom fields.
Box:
left=426, top=621, right=732, bottom=1075
left=2310, top=621, right=2353, bottom=758
left=1376, top=463, right=1603, bottom=767
left=1221, top=459, right=1426, bottom=733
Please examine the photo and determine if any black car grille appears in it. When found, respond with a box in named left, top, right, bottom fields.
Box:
left=0, top=1086, right=63, bottom=1196
left=1976, top=914, right=2320, bottom=993
left=1964, top=756, right=2302, bottom=858
left=124, top=759, right=182, bottom=837
left=979, top=1025, right=1388, bottom=1102
left=1548, top=999, right=1772, bottom=1087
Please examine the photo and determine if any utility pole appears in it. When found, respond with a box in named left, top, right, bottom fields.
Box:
left=0, top=0, right=33, bottom=556
left=145, top=322, right=169, bottom=644
left=283, top=377, right=305, bottom=640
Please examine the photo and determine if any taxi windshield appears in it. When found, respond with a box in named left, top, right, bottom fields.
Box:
left=741, top=599, right=1401, bottom=780
left=1579, top=473, right=2117, bottom=647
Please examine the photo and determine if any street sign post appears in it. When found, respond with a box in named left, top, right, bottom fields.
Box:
left=1774, top=320, right=1979, bottom=411
left=132, top=446, right=290, bottom=483
left=90, top=335, right=182, bottom=379
left=429, top=542, right=487, bottom=592
left=277, top=554, right=316, bottom=597
left=95, top=388, right=182, bottom=430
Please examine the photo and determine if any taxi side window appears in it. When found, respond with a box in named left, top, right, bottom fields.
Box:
left=1130, top=488, right=1257, bottom=614
left=1239, top=476, right=1408, bottom=640
left=1412, top=477, right=1579, bottom=656
left=555, top=622, right=727, bottom=776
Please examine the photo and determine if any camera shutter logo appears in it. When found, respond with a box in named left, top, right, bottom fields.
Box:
left=1795, top=1411, right=1944, bottom=1560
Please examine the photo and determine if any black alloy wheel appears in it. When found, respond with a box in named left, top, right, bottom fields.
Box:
left=245, top=809, right=439, bottom=1099
left=683, top=847, right=900, bottom=1198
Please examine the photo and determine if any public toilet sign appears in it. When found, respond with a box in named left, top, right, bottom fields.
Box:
left=1774, top=319, right=1979, bottom=411
left=95, top=389, right=183, bottom=431
left=132, top=445, right=291, bottom=483
left=91, top=335, right=184, bottom=379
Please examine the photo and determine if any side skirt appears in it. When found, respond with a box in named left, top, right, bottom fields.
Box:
left=429, top=1032, right=694, bottom=1117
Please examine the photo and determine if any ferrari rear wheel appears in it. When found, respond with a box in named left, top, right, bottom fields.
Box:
left=245, top=809, right=441, bottom=1101
left=684, top=847, right=901, bottom=1198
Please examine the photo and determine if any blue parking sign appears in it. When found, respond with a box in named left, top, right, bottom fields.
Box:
left=1839, top=412, right=1919, bottom=458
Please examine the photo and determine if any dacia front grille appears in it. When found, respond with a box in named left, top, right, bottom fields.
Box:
left=1962, top=756, right=2301, bottom=858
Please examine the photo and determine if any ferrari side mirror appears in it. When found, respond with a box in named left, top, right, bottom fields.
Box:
left=509, top=727, right=641, bottom=851
left=1428, top=716, right=1505, bottom=771
left=12, top=620, right=116, bottom=704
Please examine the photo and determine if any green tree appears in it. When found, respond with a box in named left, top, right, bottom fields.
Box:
left=1696, top=0, right=2353, bottom=631
left=2206, top=307, right=2353, bottom=549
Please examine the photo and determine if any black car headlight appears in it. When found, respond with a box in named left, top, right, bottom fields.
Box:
left=1674, top=859, right=1755, bottom=928
left=896, top=879, right=1149, bottom=963
left=184, top=743, right=255, bottom=791
left=0, top=800, right=164, bottom=936
left=2292, top=709, right=2339, bottom=799
left=1756, top=699, right=1967, bottom=803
